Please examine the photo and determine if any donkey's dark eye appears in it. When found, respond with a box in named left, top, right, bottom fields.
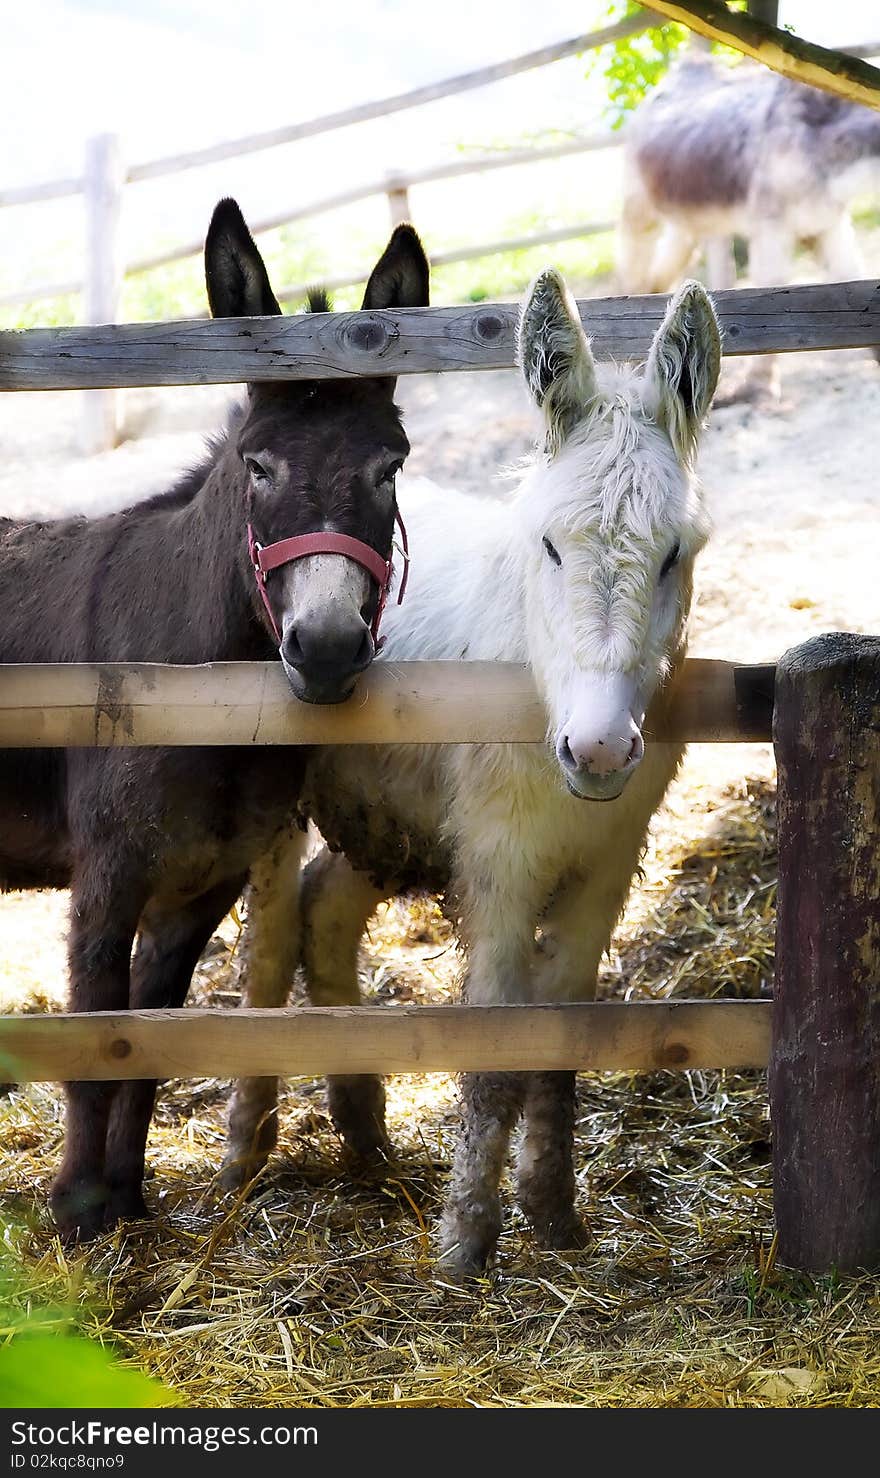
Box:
left=379, top=459, right=404, bottom=486
left=543, top=535, right=562, bottom=567
left=660, top=541, right=681, bottom=580
left=244, top=455, right=272, bottom=487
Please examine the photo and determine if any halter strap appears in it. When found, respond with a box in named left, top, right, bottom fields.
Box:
left=247, top=509, right=410, bottom=648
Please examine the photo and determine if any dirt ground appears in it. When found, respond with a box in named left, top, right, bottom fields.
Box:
left=0, top=298, right=879, bottom=1406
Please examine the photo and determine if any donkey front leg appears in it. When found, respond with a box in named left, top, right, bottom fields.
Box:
left=50, top=869, right=146, bottom=1242
left=616, top=172, right=661, bottom=295
left=221, top=827, right=305, bottom=1190
left=516, top=870, right=633, bottom=1250
left=104, top=875, right=246, bottom=1222
left=437, top=1070, right=528, bottom=1280
left=300, top=846, right=393, bottom=1161
left=437, top=861, right=534, bottom=1279
left=516, top=1073, right=583, bottom=1250
left=816, top=214, right=880, bottom=366
left=714, top=218, right=793, bottom=406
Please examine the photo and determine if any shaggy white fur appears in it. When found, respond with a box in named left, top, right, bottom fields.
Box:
left=223, top=270, right=721, bottom=1280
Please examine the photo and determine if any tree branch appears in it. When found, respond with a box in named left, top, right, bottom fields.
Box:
left=638, top=0, right=880, bottom=110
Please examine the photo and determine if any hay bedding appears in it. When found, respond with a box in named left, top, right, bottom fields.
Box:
left=3, top=766, right=880, bottom=1409
left=1, top=335, right=880, bottom=1407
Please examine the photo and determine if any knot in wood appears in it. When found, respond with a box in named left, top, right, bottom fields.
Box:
left=659, top=1041, right=689, bottom=1066
left=475, top=312, right=504, bottom=342
left=346, top=316, right=390, bottom=357
left=109, top=1037, right=132, bottom=1060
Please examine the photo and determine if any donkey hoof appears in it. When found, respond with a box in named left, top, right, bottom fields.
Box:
left=106, top=1185, right=152, bottom=1225
left=531, top=1213, right=589, bottom=1252
left=340, top=1133, right=392, bottom=1171
left=217, top=1154, right=267, bottom=1195
left=434, top=1244, right=494, bottom=1284
left=434, top=1226, right=497, bottom=1284
left=49, top=1179, right=114, bottom=1244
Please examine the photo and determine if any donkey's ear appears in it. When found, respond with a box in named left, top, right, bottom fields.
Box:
left=517, top=268, right=599, bottom=456
left=645, top=280, right=720, bottom=460
left=361, top=224, right=430, bottom=310
left=205, top=197, right=282, bottom=319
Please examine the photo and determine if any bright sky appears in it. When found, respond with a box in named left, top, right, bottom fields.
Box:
left=1, top=1, right=876, bottom=291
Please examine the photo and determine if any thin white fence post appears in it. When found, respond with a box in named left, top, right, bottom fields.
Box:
left=81, top=132, right=125, bottom=454
left=385, top=171, right=412, bottom=227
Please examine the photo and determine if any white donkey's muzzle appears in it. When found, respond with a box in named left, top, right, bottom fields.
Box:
left=555, top=673, right=645, bottom=802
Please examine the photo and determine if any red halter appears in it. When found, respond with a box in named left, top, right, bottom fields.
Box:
left=247, top=509, right=410, bottom=648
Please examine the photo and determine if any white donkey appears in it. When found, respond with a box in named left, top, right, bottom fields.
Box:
left=618, top=54, right=880, bottom=398
left=223, top=270, right=721, bottom=1279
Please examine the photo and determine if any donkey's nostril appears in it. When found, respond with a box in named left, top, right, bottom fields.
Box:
left=558, top=734, right=576, bottom=770
left=351, top=626, right=374, bottom=672
left=282, top=618, right=373, bottom=678
left=281, top=626, right=304, bottom=665
left=627, top=731, right=645, bottom=767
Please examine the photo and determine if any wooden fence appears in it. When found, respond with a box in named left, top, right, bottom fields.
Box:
left=4, top=279, right=880, bottom=391
left=1, top=13, right=658, bottom=453
left=0, top=282, right=879, bottom=1271
left=4, top=10, right=879, bottom=451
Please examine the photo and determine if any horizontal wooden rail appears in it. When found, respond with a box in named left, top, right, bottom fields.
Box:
left=0, top=1001, right=772, bottom=1081
left=2, top=280, right=878, bottom=389
left=0, top=658, right=774, bottom=748
left=0, top=276, right=83, bottom=310
left=0, top=175, right=84, bottom=210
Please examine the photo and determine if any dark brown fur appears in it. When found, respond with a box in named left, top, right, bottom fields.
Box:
left=2, top=198, right=428, bottom=1241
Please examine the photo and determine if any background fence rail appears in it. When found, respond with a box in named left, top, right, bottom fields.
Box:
left=3, top=13, right=879, bottom=454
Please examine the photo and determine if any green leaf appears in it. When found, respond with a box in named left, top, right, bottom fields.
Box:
left=0, top=1334, right=174, bottom=1409
left=585, top=1, right=746, bottom=126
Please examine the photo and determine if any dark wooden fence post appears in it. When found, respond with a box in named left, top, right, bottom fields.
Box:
left=771, top=632, right=880, bottom=1272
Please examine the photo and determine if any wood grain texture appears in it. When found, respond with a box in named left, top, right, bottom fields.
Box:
left=3, top=280, right=879, bottom=389
left=646, top=1, right=880, bottom=109
left=0, top=1001, right=772, bottom=1082
left=0, top=658, right=774, bottom=747
left=770, top=633, right=880, bottom=1272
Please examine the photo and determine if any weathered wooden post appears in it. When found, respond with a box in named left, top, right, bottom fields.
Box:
left=81, top=132, right=125, bottom=454
left=385, top=171, right=412, bottom=228
left=770, top=632, right=880, bottom=1271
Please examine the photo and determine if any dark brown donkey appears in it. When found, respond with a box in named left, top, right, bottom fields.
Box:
left=0, top=197, right=428, bottom=1241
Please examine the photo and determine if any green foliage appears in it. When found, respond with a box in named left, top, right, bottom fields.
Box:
left=590, top=3, right=691, bottom=127
left=0, top=1334, right=172, bottom=1409
left=587, top=2, right=747, bottom=128
left=0, top=1234, right=173, bottom=1410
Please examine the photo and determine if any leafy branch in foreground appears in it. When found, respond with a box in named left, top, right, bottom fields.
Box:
left=585, top=1, right=746, bottom=127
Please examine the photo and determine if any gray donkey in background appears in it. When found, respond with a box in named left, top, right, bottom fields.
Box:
left=618, top=54, right=880, bottom=400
